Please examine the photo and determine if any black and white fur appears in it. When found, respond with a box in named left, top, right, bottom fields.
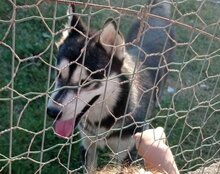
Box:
left=47, top=0, right=175, bottom=172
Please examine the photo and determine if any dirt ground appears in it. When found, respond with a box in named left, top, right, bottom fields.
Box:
left=188, top=162, right=220, bottom=174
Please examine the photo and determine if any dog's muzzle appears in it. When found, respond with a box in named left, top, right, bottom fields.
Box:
left=47, top=107, right=62, bottom=120
left=47, top=95, right=101, bottom=138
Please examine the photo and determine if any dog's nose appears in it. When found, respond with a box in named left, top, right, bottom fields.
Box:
left=47, top=107, right=62, bottom=119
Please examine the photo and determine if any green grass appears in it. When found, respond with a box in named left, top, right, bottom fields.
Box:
left=1, top=0, right=220, bottom=173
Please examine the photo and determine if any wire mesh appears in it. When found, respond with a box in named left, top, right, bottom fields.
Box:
left=0, top=0, right=220, bottom=173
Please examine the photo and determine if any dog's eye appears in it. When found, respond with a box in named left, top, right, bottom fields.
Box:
left=79, top=79, right=93, bottom=89
left=57, top=71, right=63, bottom=80
left=56, top=71, right=66, bottom=84
left=80, top=79, right=85, bottom=85
left=80, top=79, right=88, bottom=86
left=56, top=70, right=61, bottom=79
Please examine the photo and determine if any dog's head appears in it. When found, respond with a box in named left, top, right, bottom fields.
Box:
left=47, top=5, right=126, bottom=138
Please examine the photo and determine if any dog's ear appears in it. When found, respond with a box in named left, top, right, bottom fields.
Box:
left=67, top=4, right=87, bottom=36
left=99, top=18, right=125, bottom=60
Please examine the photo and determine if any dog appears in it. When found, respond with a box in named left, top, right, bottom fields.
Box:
left=47, top=0, right=175, bottom=172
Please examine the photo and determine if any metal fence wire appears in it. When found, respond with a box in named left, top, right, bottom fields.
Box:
left=0, top=0, right=220, bottom=173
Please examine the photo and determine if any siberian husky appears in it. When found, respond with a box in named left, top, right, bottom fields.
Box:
left=47, top=0, right=175, bottom=172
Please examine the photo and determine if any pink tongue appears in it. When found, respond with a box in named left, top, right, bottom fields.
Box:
left=55, top=118, right=75, bottom=138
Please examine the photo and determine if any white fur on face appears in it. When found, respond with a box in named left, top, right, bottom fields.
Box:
left=71, top=66, right=88, bottom=84
left=58, top=59, right=70, bottom=80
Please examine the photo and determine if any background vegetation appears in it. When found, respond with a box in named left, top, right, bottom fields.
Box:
left=0, top=0, right=220, bottom=173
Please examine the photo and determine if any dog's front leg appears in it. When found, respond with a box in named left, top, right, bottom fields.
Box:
left=82, top=141, right=98, bottom=173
